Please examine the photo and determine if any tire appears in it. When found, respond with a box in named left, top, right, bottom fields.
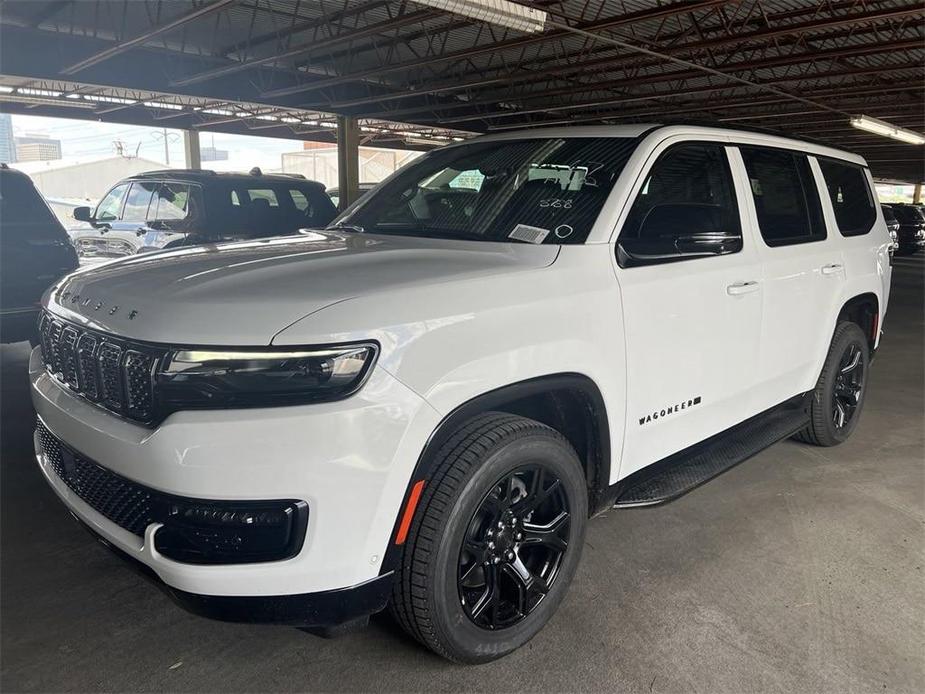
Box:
left=793, top=321, right=870, bottom=446
left=389, top=412, right=588, bottom=663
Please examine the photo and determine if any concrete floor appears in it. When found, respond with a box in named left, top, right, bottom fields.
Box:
left=1, top=255, right=922, bottom=693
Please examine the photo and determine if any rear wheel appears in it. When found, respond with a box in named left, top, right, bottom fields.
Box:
left=390, top=412, right=587, bottom=663
left=793, top=321, right=869, bottom=446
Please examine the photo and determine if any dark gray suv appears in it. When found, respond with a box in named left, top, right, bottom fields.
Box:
left=69, top=168, right=337, bottom=261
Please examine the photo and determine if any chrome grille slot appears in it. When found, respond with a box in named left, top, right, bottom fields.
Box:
left=98, top=342, right=124, bottom=411
left=123, top=351, right=154, bottom=420
left=39, top=311, right=164, bottom=425
left=75, top=333, right=99, bottom=399
left=46, top=320, right=63, bottom=374
left=59, top=326, right=80, bottom=387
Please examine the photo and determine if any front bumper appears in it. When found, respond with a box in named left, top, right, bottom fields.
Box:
left=30, top=346, right=441, bottom=604
left=74, top=513, right=393, bottom=626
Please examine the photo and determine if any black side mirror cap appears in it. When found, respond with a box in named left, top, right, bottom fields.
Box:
left=72, top=206, right=93, bottom=223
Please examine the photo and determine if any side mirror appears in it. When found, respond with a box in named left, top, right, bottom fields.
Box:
left=73, top=206, right=93, bottom=223
left=618, top=203, right=742, bottom=266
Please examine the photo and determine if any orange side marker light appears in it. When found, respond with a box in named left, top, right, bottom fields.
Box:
left=394, top=480, right=426, bottom=545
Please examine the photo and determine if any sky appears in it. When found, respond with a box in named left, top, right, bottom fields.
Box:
left=9, top=114, right=308, bottom=171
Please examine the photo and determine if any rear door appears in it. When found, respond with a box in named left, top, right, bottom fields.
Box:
left=734, top=145, right=846, bottom=407
left=614, top=139, right=764, bottom=477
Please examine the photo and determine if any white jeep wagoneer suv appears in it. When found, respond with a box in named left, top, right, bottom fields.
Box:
left=32, top=124, right=891, bottom=662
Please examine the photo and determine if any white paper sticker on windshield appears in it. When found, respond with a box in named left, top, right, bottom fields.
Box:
left=509, top=224, right=550, bottom=244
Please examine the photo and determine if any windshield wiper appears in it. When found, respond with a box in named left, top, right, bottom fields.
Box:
left=326, top=222, right=365, bottom=233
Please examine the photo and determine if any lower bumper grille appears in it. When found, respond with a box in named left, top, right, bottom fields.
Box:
left=36, top=420, right=308, bottom=564
left=37, top=420, right=155, bottom=535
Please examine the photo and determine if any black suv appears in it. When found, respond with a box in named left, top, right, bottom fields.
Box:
left=0, top=165, right=79, bottom=344
left=889, top=204, right=925, bottom=255
left=70, top=169, right=338, bottom=260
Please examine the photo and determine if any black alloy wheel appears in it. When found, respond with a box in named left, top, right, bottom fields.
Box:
left=793, top=321, right=870, bottom=447
left=390, top=412, right=587, bottom=663
left=458, top=465, right=570, bottom=630
left=832, top=342, right=864, bottom=430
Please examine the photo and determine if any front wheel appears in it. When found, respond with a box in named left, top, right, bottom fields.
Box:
left=793, top=321, right=870, bottom=446
left=390, top=412, right=587, bottom=663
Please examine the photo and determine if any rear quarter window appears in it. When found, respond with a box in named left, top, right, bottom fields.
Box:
left=817, top=159, right=876, bottom=237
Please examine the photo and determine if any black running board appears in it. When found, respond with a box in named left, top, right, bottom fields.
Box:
left=611, top=395, right=810, bottom=508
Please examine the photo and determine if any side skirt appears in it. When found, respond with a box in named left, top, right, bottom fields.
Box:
left=608, top=393, right=810, bottom=508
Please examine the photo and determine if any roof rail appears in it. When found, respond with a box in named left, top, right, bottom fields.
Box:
left=134, top=168, right=217, bottom=177
left=647, top=120, right=837, bottom=150
left=274, top=172, right=307, bottom=179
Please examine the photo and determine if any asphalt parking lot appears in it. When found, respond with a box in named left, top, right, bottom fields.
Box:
left=1, top=254, right=922, bottom=693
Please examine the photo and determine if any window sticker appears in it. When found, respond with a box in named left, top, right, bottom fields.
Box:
left=509, top=224, right=550, bottom=244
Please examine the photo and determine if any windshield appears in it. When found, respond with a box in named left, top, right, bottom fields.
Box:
left=334, top=137, right=639, bottom=244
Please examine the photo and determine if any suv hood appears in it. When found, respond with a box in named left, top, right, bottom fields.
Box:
left=47, top=230, right=559, bottom=345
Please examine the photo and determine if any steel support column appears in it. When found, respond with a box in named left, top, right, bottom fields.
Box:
left=914, top=184, right=923, bottom=204
left=184, top=129, right=201, bottom=169
left=337, top=115, right=360, bottom=210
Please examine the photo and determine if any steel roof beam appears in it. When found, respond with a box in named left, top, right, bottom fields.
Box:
left=325, top=12, right=923, bottom=114
left=174, top=8, right=437, bottom=87
left=260, top=0, right=730, bottom=97
left=60, top=0, right=239, bottom=75
left=219, top=0, right=393, bottom=56
left=366, top=37, right=924, bottom=121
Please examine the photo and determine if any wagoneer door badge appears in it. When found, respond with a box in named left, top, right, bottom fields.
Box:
left=639, top=396, right=702, bottom=426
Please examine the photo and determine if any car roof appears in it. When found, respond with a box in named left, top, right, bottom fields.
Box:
left=465, top=122, right=869, bottom=168
left=124, top=169, right=326, bottom=189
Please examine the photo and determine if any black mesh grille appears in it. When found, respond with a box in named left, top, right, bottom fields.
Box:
left=38, top=311, right=163, bottom=424
left=37, top=420, right=156, bottom=536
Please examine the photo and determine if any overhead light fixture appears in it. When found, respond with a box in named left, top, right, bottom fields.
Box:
left=412, top=0, right=546, bottom=33
left=850, top=115, right=925, bottom=145
left=404, top=136, right=444, bottom=146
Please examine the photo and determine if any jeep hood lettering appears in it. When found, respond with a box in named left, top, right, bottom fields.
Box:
left=47, top=231, right=559, bottom=344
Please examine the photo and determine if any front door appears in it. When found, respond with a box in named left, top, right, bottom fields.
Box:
left=614, top=140, right=764, bottom=479
left=104, top=180, right=159, bottom=257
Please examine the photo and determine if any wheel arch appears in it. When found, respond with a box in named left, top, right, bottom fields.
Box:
left=837, top=292, right=880, bottom=351
left=380, top=373, right=611, bottom=576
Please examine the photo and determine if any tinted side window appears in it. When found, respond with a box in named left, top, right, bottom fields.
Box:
left=152, top=183, right=192, bottom=222
left=95, top=183, right=130, bottom=222
left=740, top=147, right=825, bottom=246
left=121, top=182, right=157, bottom=222
left=288, top=186, right=337, bottom=227
left=618, top=143, right=741, bottom=266
left=817, top=159, right=876, bottom=237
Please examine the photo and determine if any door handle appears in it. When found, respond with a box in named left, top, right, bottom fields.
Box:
left=726, top=281, right=760, bottom=296
left=821, top=263, right=844, bottom=275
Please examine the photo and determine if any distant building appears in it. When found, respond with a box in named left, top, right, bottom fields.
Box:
left=10, top=155, right=165, bottom=228
left=15, top=132, right=62, bottom=162
left=282, top=145, right=421, bottom=189
left=0, top=114, right=14, bottom=163
left=201, top=146, right=229, bottom=162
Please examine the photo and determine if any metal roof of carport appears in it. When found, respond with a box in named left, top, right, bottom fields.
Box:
left=0, top=0, right=922, bottom=181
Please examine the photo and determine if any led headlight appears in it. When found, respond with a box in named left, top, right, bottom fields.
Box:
left=157, top=344, right=378, bottom=410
